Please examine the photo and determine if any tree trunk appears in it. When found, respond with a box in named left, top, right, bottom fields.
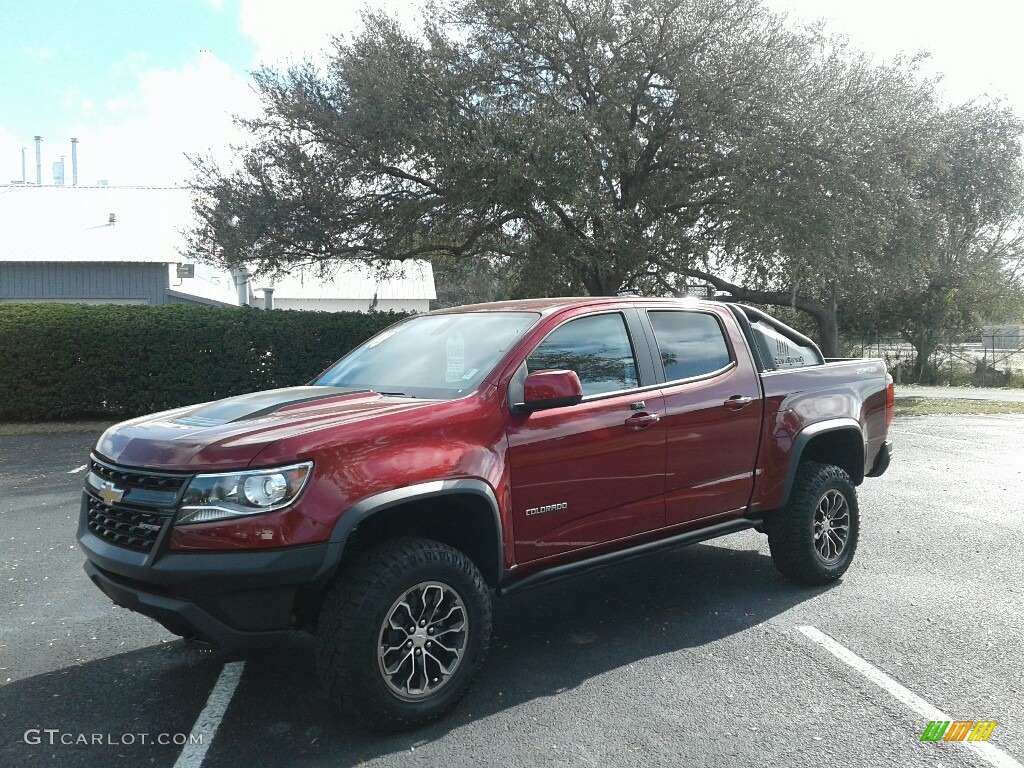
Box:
left=911, top=332, right=939, bottom=383
left=582, top=265, right=625, bottom=296
left=815, top=311, right=840, bottom=359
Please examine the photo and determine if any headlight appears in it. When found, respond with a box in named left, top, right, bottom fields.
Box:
left=175, top=461, right=313, bottom=525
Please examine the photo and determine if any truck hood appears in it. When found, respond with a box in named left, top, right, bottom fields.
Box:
left=95, top=386, right=438, bottom=470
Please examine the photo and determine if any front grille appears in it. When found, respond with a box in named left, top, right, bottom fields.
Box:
left=90, top=458, right=188, bottom=493
left=86, top=496, right=173, bottom=553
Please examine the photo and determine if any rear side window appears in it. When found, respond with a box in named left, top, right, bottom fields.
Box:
left=527, top=313, right=639, bottom=396
left=748, top=319, right=823, bottom=369
left=649, top=311, right=732, bottom=382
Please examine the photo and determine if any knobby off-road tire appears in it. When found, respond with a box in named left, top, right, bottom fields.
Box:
left=315, top=538, right=492, bottom=731
left=768, top=462, right=860, bottom=585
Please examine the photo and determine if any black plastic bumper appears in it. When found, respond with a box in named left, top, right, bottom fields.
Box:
left=79, top=519, right=342, bottom=649
left=866, top=440, right=894, bottom=477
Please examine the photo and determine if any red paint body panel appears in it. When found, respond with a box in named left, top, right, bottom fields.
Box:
left=171, top=387, right=509, bottom=552
left=523, top=369, right=583, bottom=404
left=748, top=359, right=890, bottom=513
left=652, top=306, right=764, bottom=526
left=505, top=388, right=667, bottom=561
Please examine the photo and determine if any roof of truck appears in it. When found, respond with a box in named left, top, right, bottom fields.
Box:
left=431, top=295, right=721, bottom=315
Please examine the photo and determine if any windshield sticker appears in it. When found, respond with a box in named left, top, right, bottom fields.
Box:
left=462, top=368, right=478, bottom=380
left=446, top=333, right=466, bottom=383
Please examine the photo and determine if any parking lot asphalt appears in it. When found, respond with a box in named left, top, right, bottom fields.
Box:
left=1, top=415, right=1022, bottom=767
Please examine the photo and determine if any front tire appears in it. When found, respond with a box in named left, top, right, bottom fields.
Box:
left=768, top=462, right=860, bottom=585
left=315, top=538, right=492, bottom=731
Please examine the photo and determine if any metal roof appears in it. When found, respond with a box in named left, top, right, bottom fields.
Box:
left=0, top=185, right=195, bottom=263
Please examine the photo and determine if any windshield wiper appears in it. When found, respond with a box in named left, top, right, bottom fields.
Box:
left=376, top=391, right=415, bottom=398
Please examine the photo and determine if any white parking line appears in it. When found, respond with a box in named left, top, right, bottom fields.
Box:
left=67, top=464, right=87, bottom=474
left=798, top=626, right=1022, bottom=768
left=173, top=661, right=245, bottom=768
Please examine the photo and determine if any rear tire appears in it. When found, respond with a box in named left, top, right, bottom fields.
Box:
left=315, top=538, right=492, bottom=731
left=768, top=462, right=860, bottom=585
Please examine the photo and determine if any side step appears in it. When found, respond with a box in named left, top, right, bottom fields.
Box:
left=496, top=517, right=761, bottom=597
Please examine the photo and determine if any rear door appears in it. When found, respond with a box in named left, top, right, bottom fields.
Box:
left=644, top=308, right=763, bottom=526
left=505, top=310, right=666, bottom=563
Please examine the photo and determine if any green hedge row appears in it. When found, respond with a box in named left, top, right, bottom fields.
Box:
left=0, top=303, right=408, bottom=421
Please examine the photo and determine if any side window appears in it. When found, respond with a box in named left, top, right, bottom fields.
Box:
left=649, top=311, right=732, bottom=382
left=527, top=313, right=639, bottom=396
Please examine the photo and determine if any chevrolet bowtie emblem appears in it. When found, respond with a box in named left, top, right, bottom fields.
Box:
left=99, top=481, right=125, bottom=505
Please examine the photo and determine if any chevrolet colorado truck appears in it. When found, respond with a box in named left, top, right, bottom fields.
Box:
left=78, top=297, right=894, bottom=729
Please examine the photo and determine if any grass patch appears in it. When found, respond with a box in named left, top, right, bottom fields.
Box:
left=895, top=398, right=1024, bottom=417
left=0, top=421, right=114, bottom=436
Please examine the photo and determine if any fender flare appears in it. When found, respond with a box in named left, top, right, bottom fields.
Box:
left=310, top=478, right=503, bottom=584
left=779, top=418, right=864, bottom=508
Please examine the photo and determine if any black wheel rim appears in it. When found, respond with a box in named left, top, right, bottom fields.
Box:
left=813, top=489, right=851, bottom=564
left=377, top=581, right=468, bottom=700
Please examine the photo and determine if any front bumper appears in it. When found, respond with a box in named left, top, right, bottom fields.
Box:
left=79, top=498, right=342, bottom=648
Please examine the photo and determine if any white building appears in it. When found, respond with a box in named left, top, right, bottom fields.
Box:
left=0, top=184, right=435, bottom=312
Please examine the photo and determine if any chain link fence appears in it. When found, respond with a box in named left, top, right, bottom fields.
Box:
left=846, top=326, right=1024, bottom=387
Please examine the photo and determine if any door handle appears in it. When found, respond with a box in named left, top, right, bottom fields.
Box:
left=625, top=412, right=660, bottom=430
left=723, top=395, right=753, bottom=410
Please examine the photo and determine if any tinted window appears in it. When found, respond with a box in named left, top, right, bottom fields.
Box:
left=527, top=314, right=639, bottom=396
left=649, top=311, right=732, bottom=381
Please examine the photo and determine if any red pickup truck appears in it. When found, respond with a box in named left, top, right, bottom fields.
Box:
left=79, top=297, right=893, bottom=730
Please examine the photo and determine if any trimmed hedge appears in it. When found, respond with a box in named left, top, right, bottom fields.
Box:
left=0, top=303, right=408, bottom=421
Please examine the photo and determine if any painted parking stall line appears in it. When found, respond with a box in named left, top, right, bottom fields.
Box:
left=798, top=626, right=1022, bottom=768
left=172, top=661, right=245, bottom=768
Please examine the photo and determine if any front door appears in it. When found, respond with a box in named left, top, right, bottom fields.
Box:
left=506, top=311, right=666, bottom=563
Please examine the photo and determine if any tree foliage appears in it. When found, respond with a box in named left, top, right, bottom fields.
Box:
left=186, top=0, right=1024, bottom=357
left=872, top=101, right=1024, bottom=377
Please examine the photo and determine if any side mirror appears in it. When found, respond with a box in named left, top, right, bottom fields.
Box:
left=522, top=369, right=583, bottom=412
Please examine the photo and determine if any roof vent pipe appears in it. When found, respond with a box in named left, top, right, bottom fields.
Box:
left=108, top=212, right=116, bottom=224
left=21, top=147, right=26, bottom=183
left=71, top=138, right=78, bottom=186
left=231, top=266, right=251, bottom=306
left=34, top=136, right=42, bottom=185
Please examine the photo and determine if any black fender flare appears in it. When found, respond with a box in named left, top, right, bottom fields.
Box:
left=779, top=418, right=864, bottom=508
left=310, top=478, right=503, bottom=584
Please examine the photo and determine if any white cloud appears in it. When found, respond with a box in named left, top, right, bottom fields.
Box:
left=89, top=55, right=261, bottom=185
left=238, top=0, right=421, bottom=66
left=21, top=46, right=56, bottom=61
left=103, top=97, right=130, bottom=116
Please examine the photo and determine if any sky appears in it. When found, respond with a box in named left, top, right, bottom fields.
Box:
left=1, top=0, right=1022, bottom=187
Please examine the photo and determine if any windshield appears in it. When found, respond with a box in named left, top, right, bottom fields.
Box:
left=314, top=312, right=539, bottom=399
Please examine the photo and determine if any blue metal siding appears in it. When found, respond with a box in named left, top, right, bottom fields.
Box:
left=0, top=262, right=168, bottom=305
